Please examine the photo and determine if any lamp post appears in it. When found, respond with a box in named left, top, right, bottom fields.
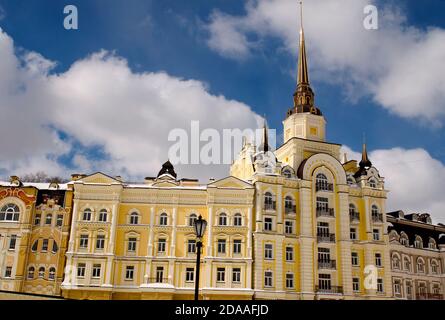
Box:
left=193, top=215, right=207, bottom=301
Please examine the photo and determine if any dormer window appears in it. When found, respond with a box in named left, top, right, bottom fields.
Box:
left=414, top=236, right=423, bottom=249
left=369, top=179, right=377, bottom=188
left=283, top=169, right=292, bottom=178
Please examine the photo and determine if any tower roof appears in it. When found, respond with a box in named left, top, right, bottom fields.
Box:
left=157, top=160, right=177, bottom=179
left=359, top=143, right=372, bottom=168
left=257, top=121, right=269, bottom=153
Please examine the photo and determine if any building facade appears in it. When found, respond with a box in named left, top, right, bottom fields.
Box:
left=0, top=8, right=444, bottom=300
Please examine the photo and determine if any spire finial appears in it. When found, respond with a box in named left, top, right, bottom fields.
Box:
left=359, top=137, right=372, bottom=169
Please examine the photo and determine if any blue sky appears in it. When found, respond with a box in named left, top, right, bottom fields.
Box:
left=1, top=0, right=444, bottom=159
left=0, top=0, right=445, bottom=221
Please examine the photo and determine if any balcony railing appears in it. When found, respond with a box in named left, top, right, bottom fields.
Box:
left=316, top=208, right=335, bottom=218
left=372, top=213, right=383, bottom=222
left=318, top=260, right=336, bottom=269
left=146, top=277, right=172, bottom=285
left=285, top=205, right=296, bottom=214
left=264, top=201, right=276, bottom=211
left=317, top=233, right=336, bottom=243
left=316, top=183, right=334, bottom=192
left=349, top=211, right=360, bottom=222
left=416, top=293, right=443, bottom=300
left=315, top=285, right=343, bottom=294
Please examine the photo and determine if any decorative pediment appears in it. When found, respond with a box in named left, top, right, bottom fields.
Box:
left=80, top=172, right=122, bottom=185
left=0, top=188, right=36, bottom=205
left=208, top=176, right=253, bottom=189
left=152, top=179, right=179, bottom=187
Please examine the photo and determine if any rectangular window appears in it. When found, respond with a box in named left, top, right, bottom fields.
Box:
left=83, top=211, right=91, bottom=221
left=373, top=229, right=380, bottom=241
left=126, top=266, right=135, bottom=280
left=317, top=222, right=329, bottom=236
left=264, top=243, right=273, bottom=259
left=158, top=239, right=166, bottom=253
left=96, top=235, right=105, bottom=250
left=286, top=247, right=294, bottom=261
left=353, top=278, right=360, bottom=292
left=394, top=281, right=401, bottom=294
left=350, top=228, right=357, bottom=240
left=79, top=235, right=88, bottom=249
left=264, top=271, right=273, bottom=287
left=217, top=267, right=225, bottom=282
left=34, top=214, right=41, bottom=226
left=128, top=237, right=137, bottom=252
left=318, top=247, right=330, bottom=263
left=185, top=267, right=194, bottom=282
left=233, top=239, right=242, bottom=254
left=4, top=267, right=12, bottom=278
left=318, top=274, right=331, bottom=291
left=351, top=252, right=359, bottom=266
left=42, top=239, right=49, bottom=251
left=316, top=197, right=329, bottom=211
left=156, top=266, right=164, bottom=283
left=286, top=273, right=294, bottom=289
left=92, top=264, right=101, bottom=278
left=377, top=278, right=384, bottom=293
left=9, top=235, right=17, bottom=250
left=187, top=239, right=196, bottom=253
left=77, top=263, right=86, bottom=278
left=375, top=253, right=382, bottom=267
left=264, top=217, right=273, bottom=231
left=285, top=221, right=293, bottom=234
left=217, top=239, right=226, bottom=254
left=232, top=268, right=241, bottom=283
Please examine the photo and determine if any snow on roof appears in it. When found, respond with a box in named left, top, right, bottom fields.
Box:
left=0, top=181, right=69, bottom=190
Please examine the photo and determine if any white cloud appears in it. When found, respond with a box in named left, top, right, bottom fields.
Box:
left=204, top=0, right=445, bottom=124
left=342, top=146, right=445, bottom=224
left=0, top=28, right=261, bottom=182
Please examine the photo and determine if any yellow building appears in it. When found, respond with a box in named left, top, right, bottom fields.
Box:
left=0, top=176, right=72, bottom=296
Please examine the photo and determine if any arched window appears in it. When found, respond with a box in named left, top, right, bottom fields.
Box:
left=189, top=213, right=197, bottom=227
left=371, top=205, right=381, bottom=222
left=0, top=203, right=20, bottom=222
left=38, top=267, right=45, bottom=279
left=98, top=209, right=108, bottom=222
left=49, top=267, right=56, bottom=280
left=428, top=238, right=436, bottom=250
left=417, top=258, right=425, bottom=273
left=28, top=267, right=35, bottom=279
left=369, top=179, right=377, bottom=188
left=414, top=236, right=423, bottom=249
left=404, top=257, right=411, bottom=271
left=316, top=173, right=332, bottom=191
left=234, top=213, right=242, bottom=226
left=349, top=204, right=359, bottom=221
left=82, top=208, right=92, bottom=221
left=56, top=215, right=63, bottom=227
left=159, top=213, right=168, bottom=226
left=283, top=169, right=292, bottom=178
left=284, top=196, right=294, bottom=213
left=45, top=214, right=52, bottom=225
left=400, top=233, right=409, bottom=246
left=264, top=192, right=275, bottom=210
left=392, top=254, right=400, bottom=270
left=431, top=260, right=439, bottom=274
left=219, top=213, right=227, bottom=226
left=130, top=212, right=139, bottom=225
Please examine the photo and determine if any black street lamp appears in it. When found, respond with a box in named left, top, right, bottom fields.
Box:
left=193, top=215, right=207, bottom=301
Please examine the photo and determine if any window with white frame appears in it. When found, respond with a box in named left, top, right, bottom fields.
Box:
left=187, top=239, right=196, bottom=254
left=218, top=213, right=227, bottom=226
left=264, top=217, right=273, bottom=231
left=79, top=234, right=88, bottom=249
left=27, top=267, right=35, bottom=279
left=42, top=239, right=48, bottom=252
left=125, top=266, right=134, bottom=280
left=82, top=208, right=92, bottom=221
left=48, top=267, right=56, bottom=280
left=371, top=205, right=380, bottom=221
left=417, top=258, right=425, bottom=273
left=264, top=271, right=273, bottom=287
left=394, top=280, right=401, bottom=295
left=98, top=209, right=107, bottom=222
left=96, top=235, right=105, bottom=250
left=428, top=238, right=437, bottom=250
left=45, top=214, right=52, bottom=225
left=316, top=173, right=330, bottom=191
left=217, top=267, right=225, bottom=282
left=351, top=252, right=359, bottom=266
left=373, top=229, right=380, bottom=241
left=233, top=213, right=242, bottom=226
left=264, top=243, right=273, bottom=259
left=9, top=235, right=17, bottom=250
left=233, top=239, right=242, bottom=254
left=350, top=228, right=357, bottom=240
left=392, top=255, right=400, bottom=270
left=318, top=274, right=331, bottom=291
left=217, top=239, right=226, bottom=254
left=159, top=213, right=168, bottom=226
left=284, top=196, right=294, bottom=213
left=128, top=237, right=137, bottom=252
left=156, top=266, right=164, bottom=283
left=56, top=214, right=63, bottom=227
left=77, top=263, right=86, bottom=277
left=369, top=179, right=377, bottom=188
left=92, top=264, right=101, bottom=278
left=0, top=203, right=20, bottom=222
left=188, top=213, right=197, bottom=226
left=414, top=236, right=423, bottom=249
left=4, top=266, right=12, bottom=278
left=375, top=253, right=382, bottom=267
left=286, top=246, right=294, bottom=261
left=286, top=273, right=294, bottom=289
left=232, top=268, right=241, bottom=283
left=377, top=278, right=384, bottom=293
left=404, top=257, right=411, bottom=271
left=285, top=220, right=293, bottom=234
left=431, top=260, right=439, bottom=274
left=185, top=267, right=194, bottom=282
left=158, top=238, right=166, bottom=253
left=353, top=277, right=360, bottom=292
left=34, top=213, right=41, bottom=226
left=130, top=212, right=139, bottom=225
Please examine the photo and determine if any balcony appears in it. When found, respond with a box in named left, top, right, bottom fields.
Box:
left=349, top=211, right=360, bottom=222
left=372, top=213, right=383, bottom=223
left=318, top=260, right=336, bottom=270
left=315, top=285, right=343, bottom=294
left=316, top=208, right=335, bottom=218
left=145, top=277, right=172, bottom=285
left=285, top=205, right=296, bottom=214
left=264, top=201, right=276, bottom=211
left=317, top=233, right=336, bottom=243
left=416, top=293, right=443, bottom=300
left=316, top=182, right=334, bottom=192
